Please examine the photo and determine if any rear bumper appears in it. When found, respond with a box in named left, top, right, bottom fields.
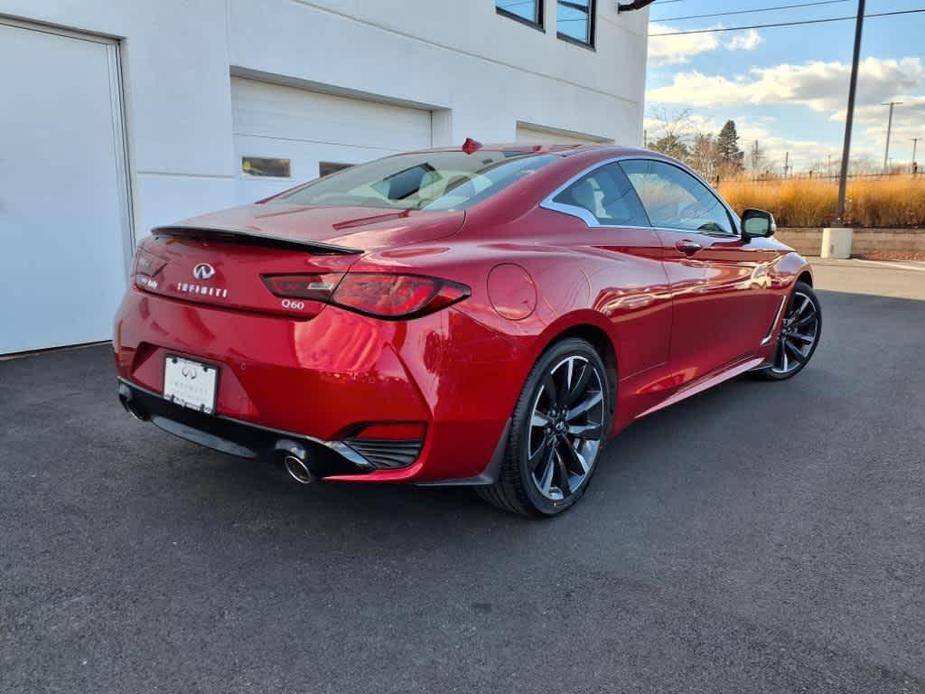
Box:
left=118, top=380, right=374, bottom=476
left=113, top=287, right=526, bottom=483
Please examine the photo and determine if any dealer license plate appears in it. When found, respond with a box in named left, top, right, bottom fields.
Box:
left=163, top=355, right=218, bottom=414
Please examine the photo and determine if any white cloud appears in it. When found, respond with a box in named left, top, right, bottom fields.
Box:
left=648, top=25, right=766, bottom=66
left=647, top=57, right=924, bottom=113
left=855, top=96, right=925, bottom=165
left=725, top=29, right=763, bottom=52
left=647, top=23, right=719, bottom=65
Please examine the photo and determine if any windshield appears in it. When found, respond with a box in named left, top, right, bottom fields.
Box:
left=273, top=151, right=558, bottom=211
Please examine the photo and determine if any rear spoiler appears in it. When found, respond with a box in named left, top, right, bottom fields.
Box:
left=152, top=225, right=362, bottom=255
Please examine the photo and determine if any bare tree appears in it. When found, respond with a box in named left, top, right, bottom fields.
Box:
left=689, top=133, right=720, bottom=180
left=647, top=108, right=695, bottom=162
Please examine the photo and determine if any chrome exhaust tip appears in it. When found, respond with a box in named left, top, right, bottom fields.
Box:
left=283, top=455, right=315, bottom=485
left=119, top=390, right=147, bottom=421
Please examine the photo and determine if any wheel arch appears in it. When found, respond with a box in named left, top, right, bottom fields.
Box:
left=531, top=314, right=619, bottom=415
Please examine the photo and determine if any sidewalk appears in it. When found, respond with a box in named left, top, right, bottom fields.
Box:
left=810, top=258, right=925, bottom=301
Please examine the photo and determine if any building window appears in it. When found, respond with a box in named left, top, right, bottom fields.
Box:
left=557, top=0, right=594, bottom=47
left=319, top=162, right=352, bottom=177
left=242, top=157, right=291, bottom=178
left=496, top=0, right=543, bottom=29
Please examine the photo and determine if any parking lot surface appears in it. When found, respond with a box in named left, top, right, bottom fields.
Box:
left=2, top=261, right=923, bottom=693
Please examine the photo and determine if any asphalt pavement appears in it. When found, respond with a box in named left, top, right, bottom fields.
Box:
left=1, top=261, right=923, bottom=693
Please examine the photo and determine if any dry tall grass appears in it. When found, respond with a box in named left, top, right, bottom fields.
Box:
left=718, top=175, right=925, bottom=228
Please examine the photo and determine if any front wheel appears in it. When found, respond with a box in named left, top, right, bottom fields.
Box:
left=476, top=338, right=611, bottom=517
left=755, top=281, right=822, bottom=380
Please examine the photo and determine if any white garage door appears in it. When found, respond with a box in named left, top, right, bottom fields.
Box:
left=231, top=77, right=434, bottom=202
left=0, top=21, right=132, bottom=355
left=516, top=122, right=612, bottom=146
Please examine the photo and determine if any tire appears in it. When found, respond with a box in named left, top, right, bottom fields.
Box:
left=752, top=281, right=822, bottom=381
left=476, top=337, right=612, bottom=517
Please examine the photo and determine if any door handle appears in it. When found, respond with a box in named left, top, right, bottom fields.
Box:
left=675, top=239, right=703, bottom=256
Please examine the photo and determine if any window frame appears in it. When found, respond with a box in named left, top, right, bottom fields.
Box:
left=496, top=0, right=545, bottom=31
left=540, top=155, right=742, bottom=234
left=556, top=0, right=596, bottom=49
left=619, top=158, right=740, bottom=237
left=549, top=162, right=650, bottom=228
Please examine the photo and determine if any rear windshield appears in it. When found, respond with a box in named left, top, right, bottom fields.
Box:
left=273, top=151, right=558, bottom=211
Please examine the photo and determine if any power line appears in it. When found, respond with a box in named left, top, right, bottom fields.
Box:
left=649, top=8, right=925, bottom=36
left=652, top=0, right=848, bottom=23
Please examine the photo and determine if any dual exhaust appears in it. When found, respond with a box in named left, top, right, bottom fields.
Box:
left=119, top=384, right=318, bottom=485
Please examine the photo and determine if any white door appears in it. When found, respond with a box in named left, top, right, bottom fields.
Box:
left=231, top=77, right=433, bottom=202
left=516, top=122, right=612, bottom=146
left=0, top=22, right=131, bottom=355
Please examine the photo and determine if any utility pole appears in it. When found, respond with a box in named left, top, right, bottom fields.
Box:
left=835, top=0, right=865, bottom=225
left=913, top=137, right=921, bottom=170
left=784, top=151, right=790, bottom=177
left=882, top=101, right=903, bottom=172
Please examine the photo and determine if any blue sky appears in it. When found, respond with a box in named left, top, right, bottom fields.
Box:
left=645, top=0, right=925, bottom=172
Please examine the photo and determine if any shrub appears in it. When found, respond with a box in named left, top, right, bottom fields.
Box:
left=718, top=175, right=925, bottom=228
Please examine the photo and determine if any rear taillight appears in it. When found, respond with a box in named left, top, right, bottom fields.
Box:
left=262, top=272, right=469, bottom=319
left=132, top=246, right=167, bottom=291
left=261, top=274, right=343, bottom=302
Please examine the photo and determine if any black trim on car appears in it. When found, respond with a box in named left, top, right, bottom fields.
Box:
left=117, top=379, right=375, bottom=477
left=152, top=225, right=362, bottom=255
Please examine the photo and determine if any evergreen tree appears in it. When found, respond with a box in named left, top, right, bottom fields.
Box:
left=716, top=120, right=744, bottom=172
left=650, top=134, right=690, bottom=161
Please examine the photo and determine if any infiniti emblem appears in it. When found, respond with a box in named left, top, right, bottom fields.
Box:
left=193, top=263, right=216, bottom=280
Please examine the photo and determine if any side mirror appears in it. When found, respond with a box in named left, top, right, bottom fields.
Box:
left=741, top=209, right=776, bottom=239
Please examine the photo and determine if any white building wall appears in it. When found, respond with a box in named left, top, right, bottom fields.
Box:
left=0, top=0, right=648, bottom=242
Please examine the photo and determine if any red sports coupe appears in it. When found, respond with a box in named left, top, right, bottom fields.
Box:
left=115, top=142, right=822, bottom=516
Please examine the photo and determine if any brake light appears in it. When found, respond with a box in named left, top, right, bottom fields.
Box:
left=262, top=272, right=470, bottom=319
left=132, top=245, right=167, bottom=291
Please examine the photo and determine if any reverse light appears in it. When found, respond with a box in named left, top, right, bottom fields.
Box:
left=261, top=274, right=343, bottom=302
left=262, top=272, right=470, bottom=319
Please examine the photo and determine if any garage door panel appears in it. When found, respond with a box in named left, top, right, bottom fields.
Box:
left=516, top=123, right=611, bottom=146
left=234, top=135, right=398, bottom=202
left=231, top=77, right=433, bottom=203
left=0, top=23, right=130, bottom=354
left=232, top=78, right=432, bottom=152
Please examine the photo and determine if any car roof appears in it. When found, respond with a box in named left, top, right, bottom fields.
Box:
left=411, top=143, right=653, bottom=158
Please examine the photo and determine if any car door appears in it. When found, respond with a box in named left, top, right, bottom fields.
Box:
left=542, top=161, right=675, bottom=420
left=620, top=159, right=779, bottom=386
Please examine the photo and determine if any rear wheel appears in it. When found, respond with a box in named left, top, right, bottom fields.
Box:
left=476, top=338, right=611, bottom=517
left=754, top=281, right=822, bottom=380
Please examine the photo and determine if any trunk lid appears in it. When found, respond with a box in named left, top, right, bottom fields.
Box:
left=172, top=202, right=466, bottom=251
left=135, top=203, right=465, bottom=318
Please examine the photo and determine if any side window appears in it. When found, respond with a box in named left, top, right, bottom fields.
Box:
left=620, top=160, right=734, bottom=234
left=552, top=162, right=649, bottom=227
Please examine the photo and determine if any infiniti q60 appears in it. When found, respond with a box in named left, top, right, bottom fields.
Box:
left=115, top=142, right=822, bottom=516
